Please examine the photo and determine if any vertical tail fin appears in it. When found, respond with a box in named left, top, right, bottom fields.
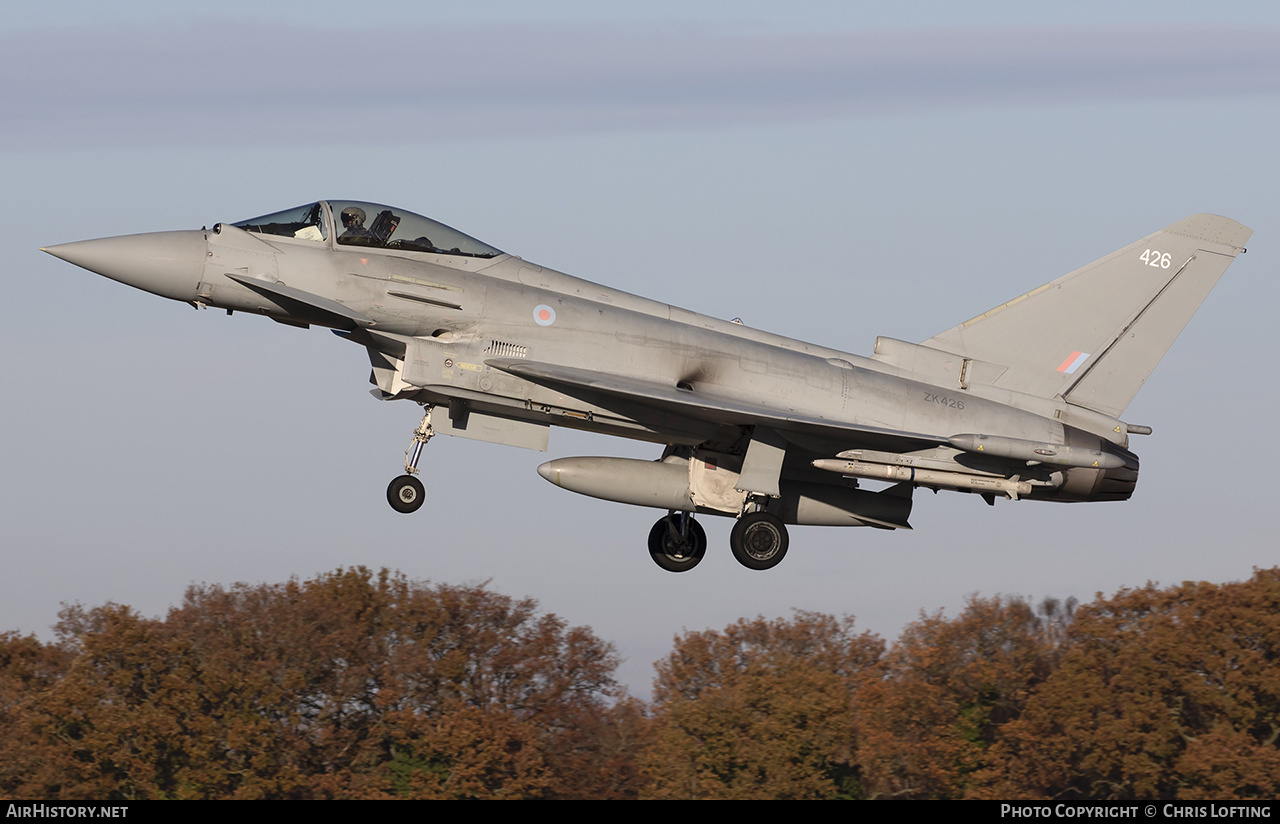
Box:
left=922, top=214, right=1251, bottom=417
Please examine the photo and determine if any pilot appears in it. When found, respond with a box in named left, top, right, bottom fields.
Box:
left=339, top=206, right=373, bottom=242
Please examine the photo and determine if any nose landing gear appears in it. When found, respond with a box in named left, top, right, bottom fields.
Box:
left=387, top=475, right=425, bottom=513
left=387, top=406, right=434, bottom=514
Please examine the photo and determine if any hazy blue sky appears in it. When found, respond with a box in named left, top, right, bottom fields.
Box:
left=3, top=2, right=1278, bottom=694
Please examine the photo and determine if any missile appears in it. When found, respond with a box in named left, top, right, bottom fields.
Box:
left=812, top=458, right=1036, bottom=499
left=947, top=433, right=1125, bottom=469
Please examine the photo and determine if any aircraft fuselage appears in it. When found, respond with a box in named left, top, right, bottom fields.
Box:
left=45, top=200, right=1249, bottom=571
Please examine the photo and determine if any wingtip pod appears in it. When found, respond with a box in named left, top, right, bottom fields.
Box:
left=1162, top=214, right=1252, bottom=252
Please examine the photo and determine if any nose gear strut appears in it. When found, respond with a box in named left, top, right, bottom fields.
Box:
left=387, top=406, right=434, bottom=513
left=404, top=406, right=435, bottom=476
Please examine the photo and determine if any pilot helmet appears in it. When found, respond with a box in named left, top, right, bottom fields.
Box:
left=340, top=206, right=366, bottom=226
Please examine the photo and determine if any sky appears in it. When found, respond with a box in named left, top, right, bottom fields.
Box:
left=2, top=1, right=1278, bottom=696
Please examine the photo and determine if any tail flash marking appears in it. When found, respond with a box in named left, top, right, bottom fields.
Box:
left=1056, top=351, right=1091, bottom=374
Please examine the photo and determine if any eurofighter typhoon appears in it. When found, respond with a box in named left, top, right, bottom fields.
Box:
left=44, top=202, right=1251, bottom=571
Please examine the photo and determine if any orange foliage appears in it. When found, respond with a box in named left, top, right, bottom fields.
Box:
left=5, top=566, right=1279, bottom=800
left=0, top=568, right=628, bottom=799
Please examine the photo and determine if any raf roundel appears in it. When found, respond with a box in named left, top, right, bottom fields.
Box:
left=533, top=304, right=556, bottom=326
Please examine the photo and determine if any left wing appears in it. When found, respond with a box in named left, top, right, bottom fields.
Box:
left=485, top=358, right=946, bottom=453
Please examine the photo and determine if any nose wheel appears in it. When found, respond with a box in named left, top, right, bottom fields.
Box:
left=387, top=475, right=425, bottom=513
left=387, top=406, right=434, bottom=514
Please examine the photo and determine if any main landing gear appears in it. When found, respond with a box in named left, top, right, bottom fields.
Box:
left=387, top=406, right=434, bottom=514
left=729, top=511, right=789, bottom=570
left=645, top=508, right=790, bottom=572
left=647, top=512, right=708, bottom=572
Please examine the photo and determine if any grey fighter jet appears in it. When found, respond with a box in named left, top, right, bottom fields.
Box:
left=43, top=202, right=1251, bottom=572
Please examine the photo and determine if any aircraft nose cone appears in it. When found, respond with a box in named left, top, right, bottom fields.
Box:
left=43, top=230, right=206, bottom=302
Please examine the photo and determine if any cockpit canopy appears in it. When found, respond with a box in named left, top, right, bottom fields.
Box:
left=232, top=201, right=502, bottom=258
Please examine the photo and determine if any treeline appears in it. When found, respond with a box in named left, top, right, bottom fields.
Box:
left=2, top=566, right=1278, bottom=799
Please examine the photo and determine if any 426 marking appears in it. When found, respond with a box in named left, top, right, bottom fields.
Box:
left=1140, top=248, right=1172, bottom=269
left=923, top=392, right=965, bottom=410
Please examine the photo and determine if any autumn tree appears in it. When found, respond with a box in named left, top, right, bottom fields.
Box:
left=3, top=568, right=629, bottom=799
left=855, top=595, right=1072, bottom=799
left=10, top=564, right=1280, bottom=800
left=0, top=632, right=73, bottom=796
left=642, top=612, right=884, bottom=799
left=988, top=569, right=1280, bottom=799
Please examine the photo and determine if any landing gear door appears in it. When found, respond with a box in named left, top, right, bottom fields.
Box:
left=734, top=426, right=787, bottom=498
left=433, top=409, right=549, bottom=451
left=689, top=452, right=747, bottom=515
